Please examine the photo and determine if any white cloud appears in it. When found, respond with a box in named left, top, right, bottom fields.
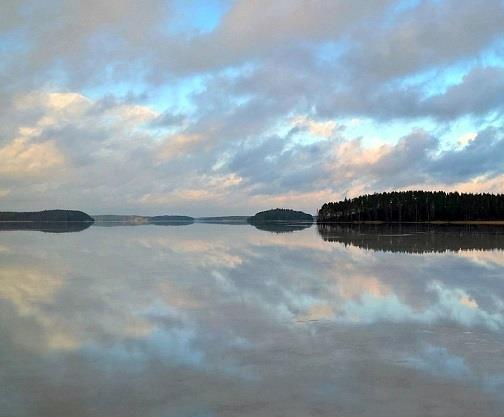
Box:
left=0, top=138, right=65, bottom=178
left=291, top=115, right=339, bottom=138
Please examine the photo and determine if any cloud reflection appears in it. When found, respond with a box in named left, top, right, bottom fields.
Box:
left=0, top=225, right=503, bottom=416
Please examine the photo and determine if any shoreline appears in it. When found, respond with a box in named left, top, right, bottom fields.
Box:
left=316, top=220, right=504, bottom=225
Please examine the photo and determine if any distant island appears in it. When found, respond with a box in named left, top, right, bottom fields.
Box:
left=196, top=216, right=249, bottom=224
left=149, top=215, right=194, bottom=225
left=92, top=215, right=149, bottom=225
left=318, top=191, right=504, bottom=223
left=0, top=209, right=94, bottom=223
left=93, top=214, right=194, bottom=226
left=93, top=210, right=315, bottom=229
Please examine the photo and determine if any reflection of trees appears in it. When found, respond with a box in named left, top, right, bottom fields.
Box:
left=317, top=223, right=504, bottom=253
left=0, top=221, right=93, bottom=233
left=251, top=221, right=313, bottom=233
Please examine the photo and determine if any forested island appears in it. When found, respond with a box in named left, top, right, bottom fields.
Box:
left=318, top=191, right=504, bottom=223
left=247, top=209, right=314, bottom=233
left=248, top=208, right=313, bottom=224
left=0, top=210, right=94, bottom=222
left=0, top=210, right=94, bottom=233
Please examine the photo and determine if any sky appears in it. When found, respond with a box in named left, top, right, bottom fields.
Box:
left=0, top=0, right=503, bottom=216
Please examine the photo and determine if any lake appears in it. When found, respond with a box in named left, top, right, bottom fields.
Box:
left=1, top=223, right=504, bottom=417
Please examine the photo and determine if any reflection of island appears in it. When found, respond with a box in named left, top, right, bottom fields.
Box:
left=248, top=208, right=314, bottom=233
left=317, top=223, right=504, bottom=253
left=0, top=221, right=93, bottom=233
left=196, top=216, right=249, bottom=225
left=0, top=210, right=94, bottom=233
left=251, top=222, right=313, bottom=233
left=93, top=215, right=194, bottom=226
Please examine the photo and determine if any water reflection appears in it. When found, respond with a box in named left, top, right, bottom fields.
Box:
left=318, top=223, right=504, bottom=253
left=149, top=219, right=195, bottom=226
left=0, top=221, right=93, bottom=233
left=0, top=224, right=503, bottom=416
left=250, top=221, right=313, bottom=233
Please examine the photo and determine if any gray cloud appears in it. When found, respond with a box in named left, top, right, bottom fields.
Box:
left=224, top=125, right=504, bottom=200
left=0, top=1, right=503, bottom=213
left=421, top=67, right=504, bottom=120
left=430, top=127, right=504, bottom=182
left=344, top=0, right=504, bottom=81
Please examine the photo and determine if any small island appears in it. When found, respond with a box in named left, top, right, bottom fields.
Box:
left=248, top=208, right=314, bottom=224
left=318, top=191, right=504, bottom=223
left=247, top=208, right=314, bottom=232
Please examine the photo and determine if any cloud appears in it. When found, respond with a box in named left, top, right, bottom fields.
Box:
left=343, top=0, right=504, bottom=81
left=2, top=87, right=504, bottom=214
left=224, top=125, right=504, bottom=203
left=291, top=115, right=339, bottom=138
left=157, top=133, right=206, bottom=160
left=0, top=138, right=65, bottom=178
left=420, top=67, right=504, bottom=120
left=0, top=1, right=503, bottom=213
left=429, top=127, right=504, bottom=182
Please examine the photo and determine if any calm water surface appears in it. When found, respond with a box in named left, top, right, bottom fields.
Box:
left=1, top=223, right=504, bottom=417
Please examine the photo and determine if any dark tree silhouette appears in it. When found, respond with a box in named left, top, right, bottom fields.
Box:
left=0, top=210, right=94, bottom=222
left=318, top=191, right=504, bottom=222
left=248, top=208, right=313, bottom=224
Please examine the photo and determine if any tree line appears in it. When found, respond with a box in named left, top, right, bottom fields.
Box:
left=317, top=191, right=504, bottom=222
left=0, top=209, right=94, bottom=222
left=248, top=208, right=314, bottom=223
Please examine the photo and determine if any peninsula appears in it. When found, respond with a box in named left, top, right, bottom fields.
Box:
left=318, top=191, right=504, bottom=224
